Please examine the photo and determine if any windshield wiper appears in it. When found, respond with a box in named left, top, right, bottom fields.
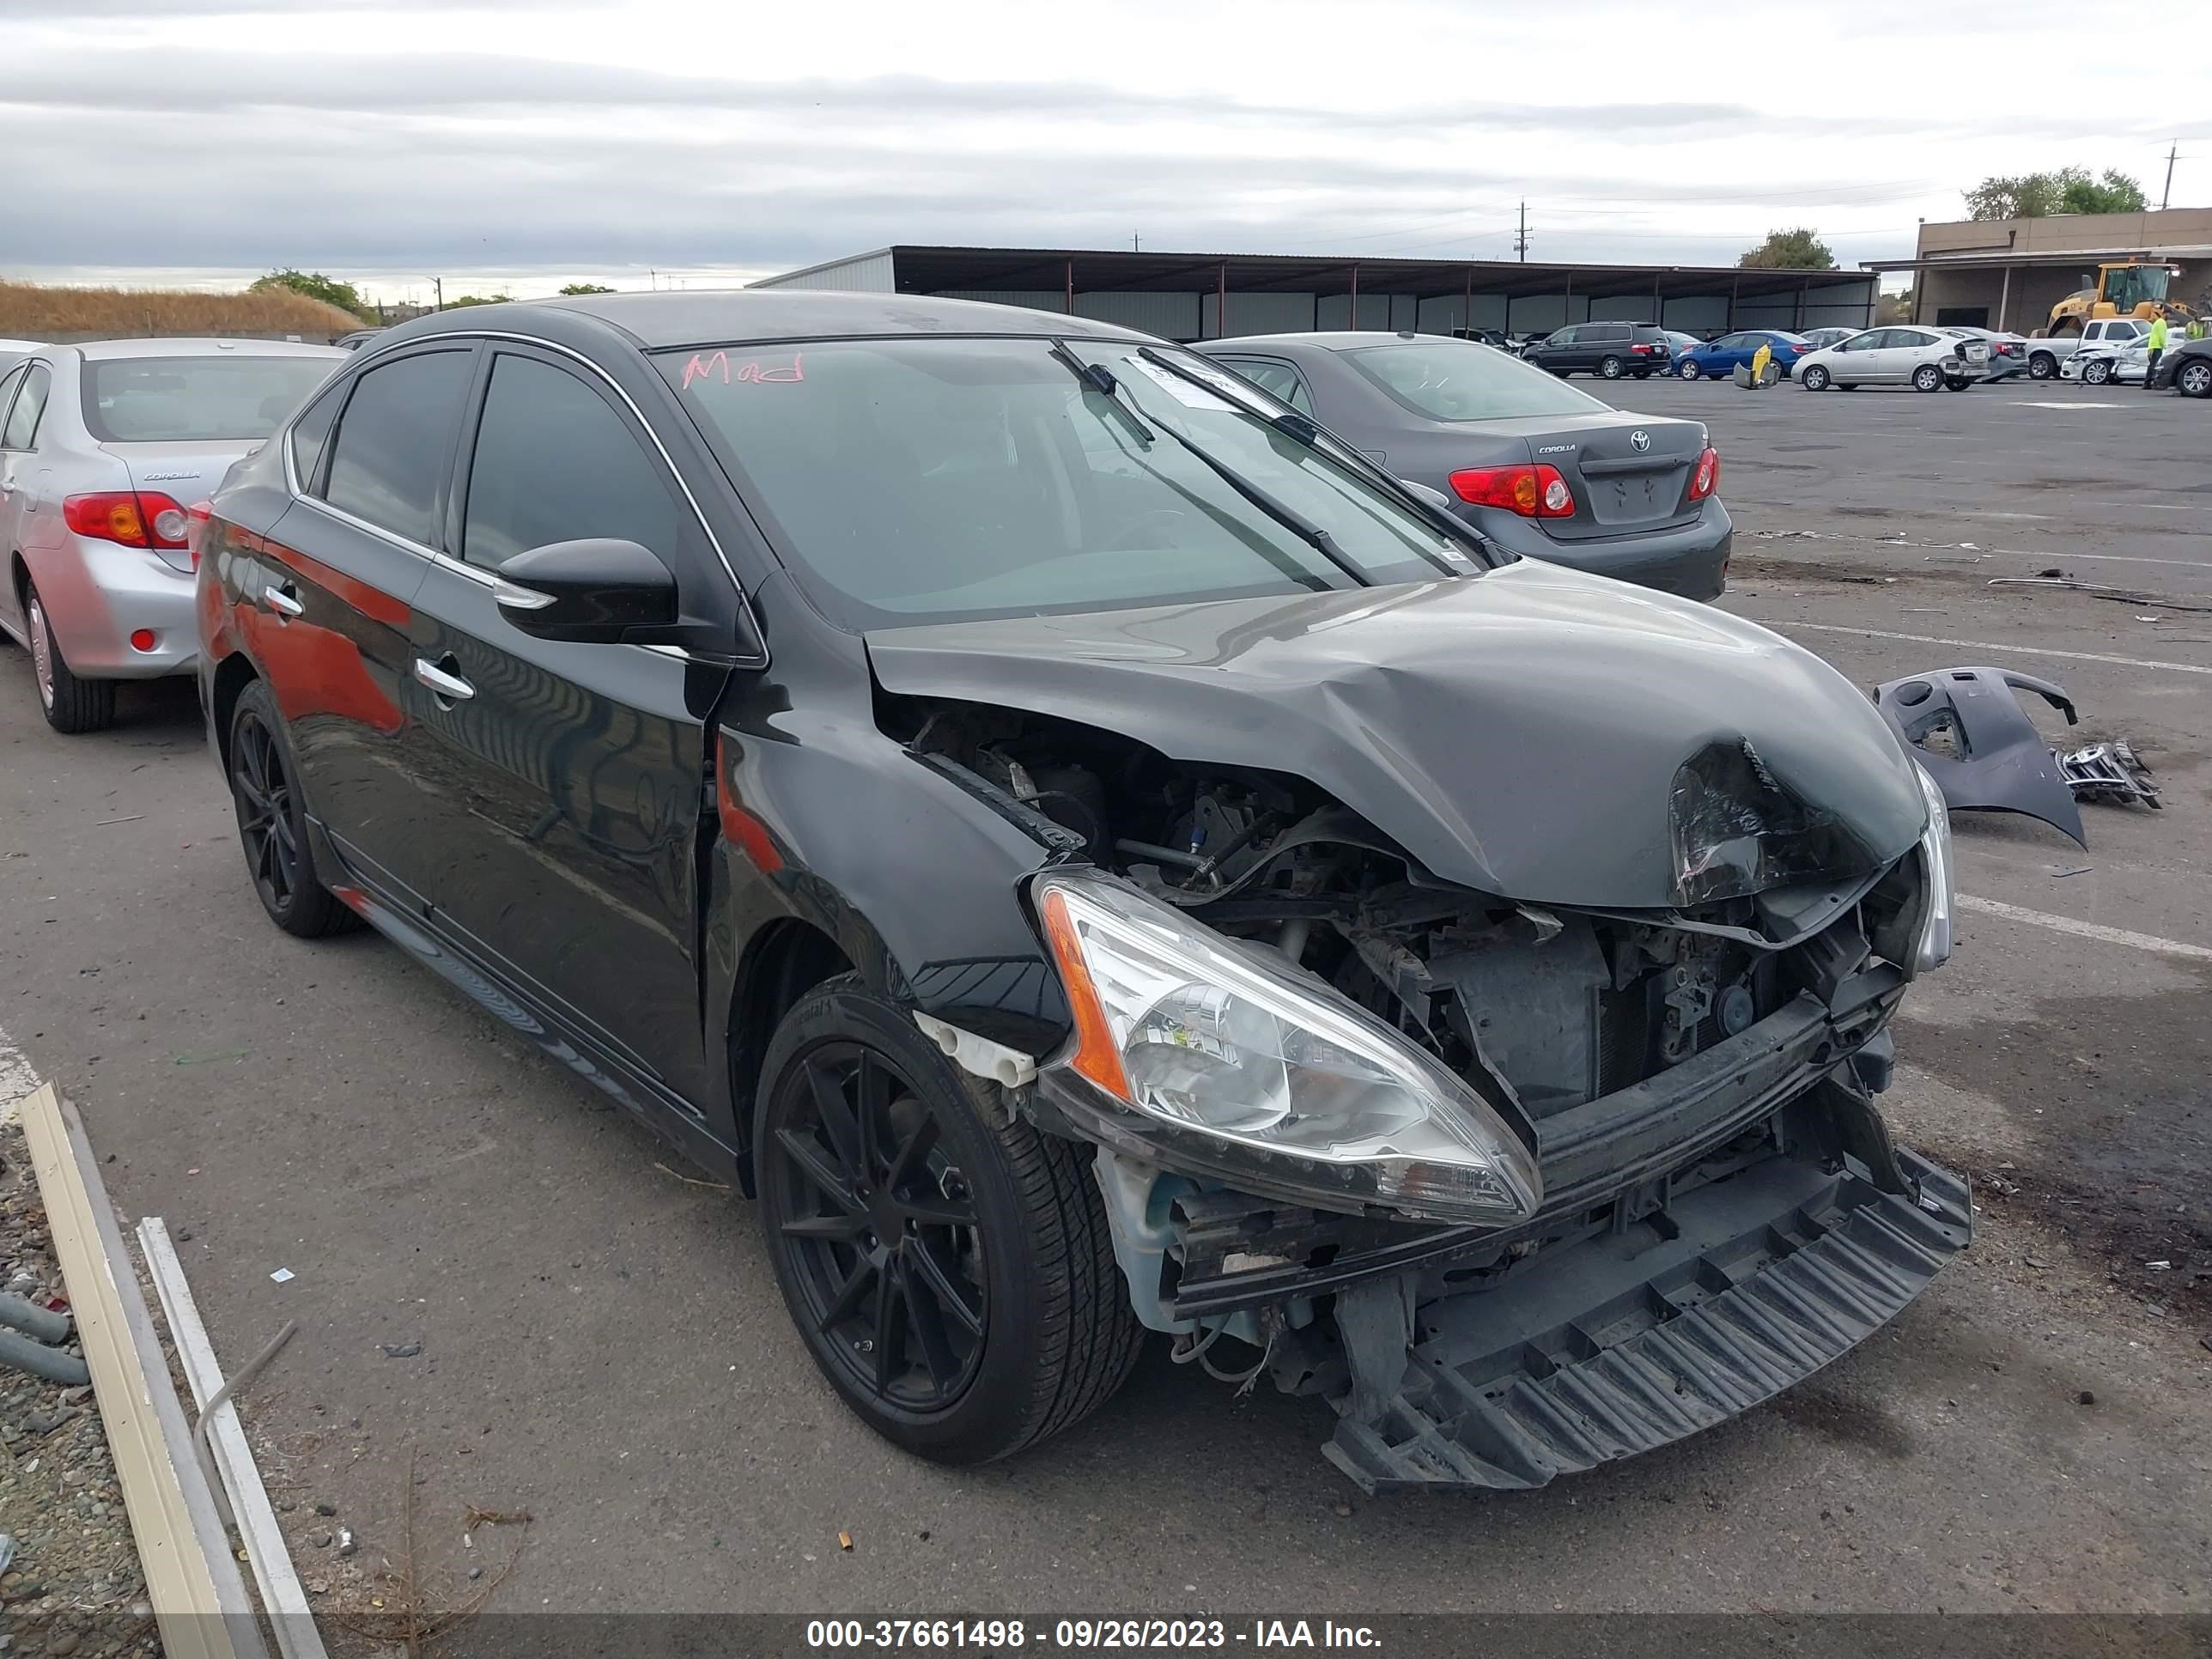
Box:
left=1085, top=349, right=1373, bottom=590
left=1136, top=347, right=1486, bottom=574
left=1048, top=342, right=1154, bottom=442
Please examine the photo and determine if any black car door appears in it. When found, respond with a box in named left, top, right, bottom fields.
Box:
left=258, top=344, right=477, bottom=884
left=394, top=343, right=732, bottom=1103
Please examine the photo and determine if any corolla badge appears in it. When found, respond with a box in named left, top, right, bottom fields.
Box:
left=1628, top=430, right=1652, bottom=453
left=143, top=470, right=202, bottom=481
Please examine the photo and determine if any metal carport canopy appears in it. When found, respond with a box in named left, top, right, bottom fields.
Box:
left=881, top=244, right=1870, bottom=301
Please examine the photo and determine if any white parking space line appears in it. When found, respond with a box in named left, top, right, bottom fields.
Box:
left=1958, top=895, right=2212, bottom=963
left=2087, top=501, right=2208, bottom=514
left=1751, top=619, right=2212, bottom=676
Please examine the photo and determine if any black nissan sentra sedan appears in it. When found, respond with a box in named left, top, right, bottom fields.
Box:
left=195, top=292, right=1967, bottom=1491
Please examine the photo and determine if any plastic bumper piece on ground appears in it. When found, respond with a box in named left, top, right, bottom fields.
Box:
left=1322, top=1146, right=1970, bottom=1492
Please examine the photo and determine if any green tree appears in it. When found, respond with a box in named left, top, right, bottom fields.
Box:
left=442, top=293, right=514, bottom=308
left=1965, top=167, right=2146, bottom=220
left=1738, top=228, right=1836, bottom=270
left=557, top=282, right=617, bottom=295
left=2058, top=168, right=2146, bottom=214
left=250, top=267, right=372, bottom=321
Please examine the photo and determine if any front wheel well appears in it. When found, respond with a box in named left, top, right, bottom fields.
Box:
left=209, top=653, right=260, bottom=772
left=726, top=918, right=856, bottom=1190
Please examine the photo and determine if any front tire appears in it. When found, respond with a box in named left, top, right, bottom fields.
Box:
left=1911, top=363, right=1943, bottom=392
left=757, top=977, right=1143, bottom=1465
left=2179, top=360, right=2212, bottom=398
left=227, top=679, right=358, bottom=939
left=1597, top=356, right=1625, bottom=380
left=1678, top=358, right=1703, bottom=380
left=25, top=584, right=117, bottom=735
left=1801, top=364, right=1832, bottom=392
left=2082, top=359, right=2112, bottom=386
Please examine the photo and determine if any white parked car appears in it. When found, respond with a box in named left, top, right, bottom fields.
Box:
left=1796, top=326, right=1990, bottom=392
left=2059, top=337, right=2160, bottom=386
left=0, top=337, right=345, bottom=732
left=2022, top=318, right=2147, bottom=381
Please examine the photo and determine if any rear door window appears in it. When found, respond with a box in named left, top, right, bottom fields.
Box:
left=459, top=352, right=684, bottom=570
left=3, top=363, right=52, bottom=450
left=319, top=348, right=476, bottom=548
left=288, top=380, right=345, bottom=492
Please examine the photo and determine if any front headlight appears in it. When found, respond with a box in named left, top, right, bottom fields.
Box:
left=1912, top=762, right=1954, bottom=972
left=1034, top=872, right=1540, bottom=1227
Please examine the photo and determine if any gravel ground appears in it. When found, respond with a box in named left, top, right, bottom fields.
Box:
left=0, top=1115, right=160, bottom=1658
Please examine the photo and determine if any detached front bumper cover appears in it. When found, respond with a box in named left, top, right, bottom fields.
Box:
left=1324, top=1146, right=1970, bottom=1492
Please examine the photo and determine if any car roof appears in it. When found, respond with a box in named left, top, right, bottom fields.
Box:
left=1205, top=331, right=1492, bottom=353
left=389, top=289, right=1152, bottom=350
left=66, top=337, right=350, bottom=362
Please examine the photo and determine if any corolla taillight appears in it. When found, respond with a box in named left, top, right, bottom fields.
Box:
left=1449, top=463, right=1575, bottom=518
left=1686, top=447, right=1722, bottom=502
left=63, top=490, right=193, bottom=551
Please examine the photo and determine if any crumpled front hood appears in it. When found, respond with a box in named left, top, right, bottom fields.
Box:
left=863, top=562, right=1928, bottom=908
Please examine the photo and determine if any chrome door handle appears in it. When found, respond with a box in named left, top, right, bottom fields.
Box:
left=264, top=585, right=304, bottom=617
left=413, top=657, right=475, bottom=701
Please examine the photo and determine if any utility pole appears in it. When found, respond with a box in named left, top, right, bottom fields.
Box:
left=2160, top=143, right=2178, bottom=210
left=432, top=276, right=443, bottom=312
left=1513, top=201, right=1529, bottom=263
left=1133, top=232, right=1141, bottom=252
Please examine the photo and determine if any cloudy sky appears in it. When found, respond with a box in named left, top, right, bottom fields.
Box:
left=1, top=0, right=2199, bottom=302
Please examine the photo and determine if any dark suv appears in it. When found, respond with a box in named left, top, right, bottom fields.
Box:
left=1523, top=321, right=1675, bottom=380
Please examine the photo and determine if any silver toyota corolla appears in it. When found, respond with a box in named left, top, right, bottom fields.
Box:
left=0, top=337, right=344, bottom=732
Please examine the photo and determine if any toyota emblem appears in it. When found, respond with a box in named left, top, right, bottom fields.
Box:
left=1629, top=429, right=1652, bottom=453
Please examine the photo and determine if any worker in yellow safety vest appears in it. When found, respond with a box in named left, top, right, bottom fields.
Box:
left=2144, top=313, right=2168, bottom=387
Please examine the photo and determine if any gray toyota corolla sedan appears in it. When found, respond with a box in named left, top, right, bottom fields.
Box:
left=0, top=337, right=344, bottom=732
left=1194, top=331, right=1729, bottom=599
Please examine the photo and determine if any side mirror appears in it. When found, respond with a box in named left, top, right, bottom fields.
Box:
left=494, top=537, right=678, bottom=643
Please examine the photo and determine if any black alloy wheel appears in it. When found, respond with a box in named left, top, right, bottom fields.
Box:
left=768, top=1038, right=989, bottom=1413
left=756, top=977, right=1143, bottom=1464
left=227, top=680, right=356, bottom=938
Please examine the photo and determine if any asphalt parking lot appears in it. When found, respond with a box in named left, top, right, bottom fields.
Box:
left=1, top=373, right=2207, bottom=1621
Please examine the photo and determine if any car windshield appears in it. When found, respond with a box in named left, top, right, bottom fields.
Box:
left=665, top=336, right=1477, bottom=629
left=1339, top=338, right=1609, bottom=422
left=82, top=355, right=336, bottom=443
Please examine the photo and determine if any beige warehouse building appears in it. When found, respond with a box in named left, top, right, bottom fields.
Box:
left=1865, top=205, right=2212, bottom=336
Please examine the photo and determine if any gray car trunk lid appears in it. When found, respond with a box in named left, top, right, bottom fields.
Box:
left=1490, top=411, right=1705, bottom=541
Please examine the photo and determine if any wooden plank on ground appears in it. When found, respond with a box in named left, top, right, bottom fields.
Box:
left=19, top=1081, right=267, bottom=1659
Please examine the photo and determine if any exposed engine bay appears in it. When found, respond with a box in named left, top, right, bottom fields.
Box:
left=891, top=693, right=1929, bottom=1121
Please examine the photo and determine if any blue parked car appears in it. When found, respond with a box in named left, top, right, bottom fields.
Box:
left=1674, top=329, right=1816, bottom=380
